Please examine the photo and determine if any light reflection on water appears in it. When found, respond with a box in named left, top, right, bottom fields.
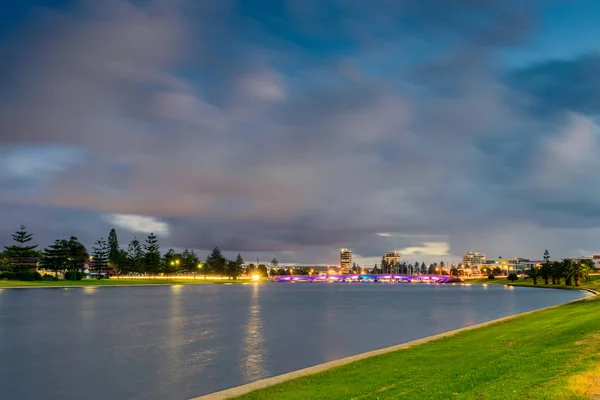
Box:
left=241, top=283, right=267, bottom=382
left=164, top=284, right=184, bottom=386
left=81, top=286, right=97, bottom=333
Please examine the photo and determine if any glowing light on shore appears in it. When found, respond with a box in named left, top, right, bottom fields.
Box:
left=251, top=275, right=260, bottom=281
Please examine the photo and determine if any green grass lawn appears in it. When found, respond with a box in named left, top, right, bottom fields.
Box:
left=236, top=296, right=600, bottom=400
left=467, top=274, right=600, bottom=292
left=0, top=277, right=254, bottom=287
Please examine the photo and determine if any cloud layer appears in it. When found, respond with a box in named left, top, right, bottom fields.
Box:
left=1, top=0, right=599, bottom=265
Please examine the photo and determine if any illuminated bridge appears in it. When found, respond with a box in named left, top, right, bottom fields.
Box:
left=270, top=274, right=454, bottom=283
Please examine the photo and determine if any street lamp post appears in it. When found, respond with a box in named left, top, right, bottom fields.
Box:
left=198, top=262, right=204, bottom=279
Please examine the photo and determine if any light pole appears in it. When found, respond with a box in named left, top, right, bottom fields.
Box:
left=169, top=259, right=180, bottom=280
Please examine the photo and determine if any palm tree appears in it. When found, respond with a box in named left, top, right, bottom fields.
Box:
left=539, top=262, right=552, bottom=285
left=581, top=259, right=595, bottom=282
left=562, top=259, right=574, bottom=286
left=551, top=260, right=564, bottom=285
left=525, top=264, right=539, bottom=285
left=566, top=260, right=591, bottom=287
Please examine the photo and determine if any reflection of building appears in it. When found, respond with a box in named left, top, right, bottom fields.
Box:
left=462, top=251, right=485, bottom=266
left=384, top=250, right=401, bottom=266
left=340, top=248, right=352, bottom=274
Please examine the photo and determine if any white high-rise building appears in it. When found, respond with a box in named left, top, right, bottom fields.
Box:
left=340, top=248, right=352, bottom=274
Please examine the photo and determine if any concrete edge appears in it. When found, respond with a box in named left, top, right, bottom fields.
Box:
left=191, top=291, right=597, bottom=400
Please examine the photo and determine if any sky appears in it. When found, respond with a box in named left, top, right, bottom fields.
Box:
left=2, top=0, right=600, bottom=267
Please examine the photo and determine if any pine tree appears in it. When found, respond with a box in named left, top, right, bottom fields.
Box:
left=143, top=233, right=161, bottom=276
left=179, top=249, right=200, bottom=277
left=190, top=250, right=200, bottom=277
left=227, top=253, right=244, bottom=279
left=4, top=225, right=38, bottom=271
left=181, top=248, right=191, bottom=274
left=206, top=247, right=226, bottom=276
left=40, top=239, right=68, bottom=277
left=66, top=236, right=88, bottom=272
left=91, top=238, right=110, bottom=279
left=246, top=263, right=256, bottom=275
left=162, top=248, right=179, bottom=277
left=116, top=249, right=128, bottom=275
left=107, top=228, right=121, bottom=269
left=227, top=259, right=242, bottom=279
left=127, top=237, right=143, bottom=274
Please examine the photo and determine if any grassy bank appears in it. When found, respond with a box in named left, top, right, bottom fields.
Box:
left=467, top=274, right=600, bottom=292
left=0, top=278, right=255, bottom=287
left=235, top=296, right=600, bottom=400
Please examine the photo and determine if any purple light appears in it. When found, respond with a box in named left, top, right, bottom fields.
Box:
left=271, top=274, right=454, bottom=283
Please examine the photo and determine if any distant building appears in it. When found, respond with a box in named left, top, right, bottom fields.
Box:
left=462, top=251, right=485, bottom=266
left=384, top=250, right=401, bottom=266
left=292, top=265, right=336, bottom=274
left=592, top=255, right=600, bottom=270
left=475, top=257, right=539, bottom=274
left=340, top=248, right=352, bottom=274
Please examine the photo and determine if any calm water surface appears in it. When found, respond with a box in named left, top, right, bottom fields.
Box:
left=0, top=283, right=586, bottom=399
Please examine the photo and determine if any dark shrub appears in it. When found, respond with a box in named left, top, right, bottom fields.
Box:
left=507, top=272, right=519, bottom=282
left=33, top=271, right=43, bottom=281
left=42, top=274, right=58, bottom=281
left=64, top=271, right=83, bottom=281
left=15, top=271, right=35, bottom=281
left=487, top=274, right=496, bottom=280
left=1, top=271, right=17, bottom=280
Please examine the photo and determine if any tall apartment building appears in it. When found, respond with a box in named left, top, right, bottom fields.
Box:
left=340, top=248, right=352, bottom=274
left=462, top=251, right=485, bottom=266
left=384, top=250, right=401, bottom=266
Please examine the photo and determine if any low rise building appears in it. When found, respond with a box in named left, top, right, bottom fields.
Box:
left=592, top=255, right=600, bottom=270
left=462, top=251, right=485, bottom=266
left=384, top=250, right=401, bottom=266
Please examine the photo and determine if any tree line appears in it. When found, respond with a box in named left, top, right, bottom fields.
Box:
left=519, top=249, right=595, bottom=287
left=372, top=259, right=450, bottom=275
left=0, top=225, right=272, bottom=280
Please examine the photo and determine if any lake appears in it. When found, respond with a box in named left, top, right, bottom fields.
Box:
left=0, top=283, right=587, bottom=399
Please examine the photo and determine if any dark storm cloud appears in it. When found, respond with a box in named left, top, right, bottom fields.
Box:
left=1, top=0, right=599, bottom=264
left=509, top=53, right=600, bottom=115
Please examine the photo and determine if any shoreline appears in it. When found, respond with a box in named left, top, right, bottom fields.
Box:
left=0, top=283, right=175, bottom=289
left=0, top=278, right=258, bottom=289
left=191, top=290, right=595, bottom=400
